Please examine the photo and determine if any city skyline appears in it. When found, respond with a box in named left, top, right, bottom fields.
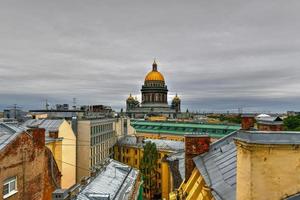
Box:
left=1, top=0, right=300, bottom=112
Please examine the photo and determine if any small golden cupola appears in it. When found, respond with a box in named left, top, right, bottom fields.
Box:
left=144, top=60, right=165, bottom=82
left=127, top=93, right=134, bottom=100
left=173, top=93, right=181, bottom=102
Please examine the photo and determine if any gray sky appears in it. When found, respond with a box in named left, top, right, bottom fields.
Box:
left=1, top=0, right=300, bottom=112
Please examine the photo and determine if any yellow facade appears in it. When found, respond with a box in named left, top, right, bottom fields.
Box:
left=46, top=120, right=77, bottom=189
left=114, top=144, right=173, bottom=200
left=235, top=140, right=300, bottom=200
left=169, top=168, right=214, bottom=200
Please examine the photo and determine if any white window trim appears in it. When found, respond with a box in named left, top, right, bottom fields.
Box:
left=3, top=177, right=18, bottom=199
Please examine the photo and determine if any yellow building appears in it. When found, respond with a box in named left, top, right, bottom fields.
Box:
left=235, top=131, right=300, bottom=200
left=23, top=119, right=77, bottom=189
left=114, top=136, right=184, bottom=200
left=170, top=131, right=300, bottom=200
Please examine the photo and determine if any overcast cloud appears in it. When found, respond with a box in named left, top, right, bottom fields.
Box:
left=0, top=0, right=300, bottom=112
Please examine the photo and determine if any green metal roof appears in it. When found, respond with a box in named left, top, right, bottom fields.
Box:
left=131, top=120, right=240, bottom=130
left=131, top=120, right=241, bottom=138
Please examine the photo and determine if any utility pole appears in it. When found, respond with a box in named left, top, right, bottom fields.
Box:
left=45, top=99, right=49, bottom=110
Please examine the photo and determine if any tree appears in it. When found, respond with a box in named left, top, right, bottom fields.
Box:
left=140, top=141, right=159, bottom=199
left=284, top=115, right=300, bottom=130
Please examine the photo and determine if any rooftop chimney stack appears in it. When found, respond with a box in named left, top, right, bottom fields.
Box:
left=185, top=135, right=210, bottom=181
left=241, top=114, right=256, bottom=131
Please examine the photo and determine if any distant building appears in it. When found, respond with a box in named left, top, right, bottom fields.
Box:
left=241, top=114, right=284, bottom=131
left=114, top=136, right=184, bottom=200
left=126, top=61, right=181, bottom=118
left=56, top=104, right=69, bottom=111
left=170, top=130, right=300, bottom=200
left=52, top=159, right=141, bottom=200
left=256, top=115, right=284, bottom=131
left=3, top=108, right=28, bottom=122
left=23, top=119, right=77, bottom=189
left=0, top=123, right=61, bottom=200
left=287, top=111, right=300, bottom=116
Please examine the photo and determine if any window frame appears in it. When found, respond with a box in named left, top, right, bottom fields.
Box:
left=3, top=176, right=17, bottom=199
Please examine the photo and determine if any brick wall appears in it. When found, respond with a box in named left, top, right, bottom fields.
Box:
left=185, top=136, right=210, bottom=181
left=0, top=128, right=61, bottom=200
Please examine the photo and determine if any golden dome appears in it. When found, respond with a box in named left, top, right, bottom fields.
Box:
left=127, top=93, right=134, bottom=101
left=144, top=60, right=165, bottom=82
left=145, top=71, right=165, bottom=82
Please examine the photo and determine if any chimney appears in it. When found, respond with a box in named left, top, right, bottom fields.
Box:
left=241, top=114, right=255, bottom=130
left=27, top=127, right=45, bottom=148
left=184, top=135, right=210, bottom=181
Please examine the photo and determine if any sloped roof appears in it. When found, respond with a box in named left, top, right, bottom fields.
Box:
left=166, top=151, right=185, bottom=184
left=0, top=122, right=26, bottom=151
left=193, top=131, right=238, bottom=200
left=193, top=130, right=300, bottom=200
left=76, top=159, right=139, bottom=200
left=118, top=136, right=184, bottom=151
left=144, top=139, right=184, bottom=151
left=285, top=193, right=300, bottom=200
left=22, top=119, right=64, bottom=133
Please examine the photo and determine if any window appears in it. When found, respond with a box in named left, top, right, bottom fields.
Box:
left=3, top=177, right=17, bottom=199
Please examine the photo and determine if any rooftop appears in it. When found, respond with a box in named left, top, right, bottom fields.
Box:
left=22, top=119, right=64, bottom=133
left=0, top=122, right=25, bottom=151
left=193, top=130, right=300, bottom=200
left=118, top=136, right=184, bottom=151
left=166, top=151, right=185, bottom=181
left=236, top=131, right=300, bottom=145
left=76, top=159, right=139, bottom=200
left=131, top=120, right=240, bottom=138
left=193, top=131, right=237, bottom=200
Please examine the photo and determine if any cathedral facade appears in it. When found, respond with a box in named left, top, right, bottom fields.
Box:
left=126, top=61, right=181, bottom=118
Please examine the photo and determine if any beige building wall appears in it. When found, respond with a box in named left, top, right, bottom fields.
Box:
left=76, top=120, right=91, bottom=182
left=114, top=117, right=135, bottom=137
left=76, top=118, right=117, bottom=183
left=236, top=140, right=300, bottom=200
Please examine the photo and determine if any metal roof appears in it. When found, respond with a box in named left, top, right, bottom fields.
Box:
left=144, top=139, right=184, bottom=151
left=131, top=120, right=240, bottom=138
left=76, top=159, right=139, bottom=200
left=235, top=131, right=300, bottom=144
left=166, top=151, right=185, bottom=180
left=284, top=193, right=300, bottom=200
left=0, top=123, right=25, bottom=151
left=22, top=119, right=64, bottom=133
left=193, top=131, right=238, bottom=200
left=131, top=120, right=241, bottom=130
left=193, top=130, right=300, bottom=200
left=118, top=136, right=184, bottom=151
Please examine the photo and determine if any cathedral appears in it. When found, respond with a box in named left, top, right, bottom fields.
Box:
left=126, top=60, right=181, bottom=118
